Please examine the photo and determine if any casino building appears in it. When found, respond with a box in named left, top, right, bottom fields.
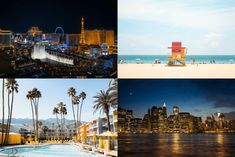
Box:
left=0, top=29, right=13, bottom=47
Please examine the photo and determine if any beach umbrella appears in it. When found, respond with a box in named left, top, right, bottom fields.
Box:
left=99, top=131, right=116, bottom=151
left=99, top=131, right=116, bottom=137
left=92, top=134, right=97, bottom=143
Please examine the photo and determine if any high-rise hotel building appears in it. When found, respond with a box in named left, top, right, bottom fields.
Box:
left=0, top=29, right=13, bottom=46
left=84, top=29, right=115, bottom=47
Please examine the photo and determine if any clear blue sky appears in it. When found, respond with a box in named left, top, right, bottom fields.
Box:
left=0, top=79, right=112, bottom=122
left=118, top=0, right=235, bottom=55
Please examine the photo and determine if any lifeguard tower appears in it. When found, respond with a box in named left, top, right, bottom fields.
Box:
left=168, top=42, right=187, bottom=66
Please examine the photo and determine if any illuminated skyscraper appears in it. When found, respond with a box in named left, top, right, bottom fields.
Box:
left=173, top=106, right=179, bottom=115
left=163, top=102, right=167, bottom=118
left=27, top=27, right=42, bottom=37
left=0, top=29, right=12, bottom=46
left=85, top=29, right=114, bottom=46
left=79, top=17, right=86, bottom=45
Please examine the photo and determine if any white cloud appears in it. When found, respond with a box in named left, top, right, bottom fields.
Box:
left=204, top=32, right=223, bottom=47
left=118, top=0, right=235, bottom=54
left=119, top=0, right=235, bottom=31
left=118, top=33, right=168, bottom=54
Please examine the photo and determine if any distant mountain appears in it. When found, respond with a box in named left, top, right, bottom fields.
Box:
left=0, top=118, right=87, bottom=126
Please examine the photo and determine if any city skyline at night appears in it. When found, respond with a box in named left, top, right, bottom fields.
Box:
left=0, top=0, right=117, bottom=78
left=119, top=79, right=235, bottom=120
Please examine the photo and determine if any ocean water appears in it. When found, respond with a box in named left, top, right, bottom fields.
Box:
left=119, top=133, right=235, bottom=157
left=118, top=55, right=235, bottom=64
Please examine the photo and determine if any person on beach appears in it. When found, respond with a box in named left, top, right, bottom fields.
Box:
left=119, top=59, right=125, bottom=64
left=193, top=58, right=195, bottom=64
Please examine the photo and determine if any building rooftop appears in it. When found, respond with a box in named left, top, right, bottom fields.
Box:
left=0, top=29, right=13, bottom=34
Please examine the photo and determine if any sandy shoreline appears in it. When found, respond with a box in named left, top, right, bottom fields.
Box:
left=118, top=64, right=235, bottom=78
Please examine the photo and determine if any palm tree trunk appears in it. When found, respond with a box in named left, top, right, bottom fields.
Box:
left=71, top=100, right=77, bottom=131
left=106, top=112, right=111, bottom=131
left=60, top=113, right=63, bottom=140
left=6, top=91, right=14, bottom=144
left=35, top=105, right=38, bottom=141
left=36, top=98, right=39, bottom=141
left=63, top=114, right=65, bottom=140
left=55, top=113, right=59, bottom=140
left=56, top=114, right=59, bottom=128
left=1, top=79, right=5, bottom=146
left=4, top=91, right=10, bottom=145
left=77, top=104, right=79, bottom=127
left=79, top=99, right=84, bottom=123
left=32, top=98, right=37, bottom=141
left=30, top=100, right=36, bottom=140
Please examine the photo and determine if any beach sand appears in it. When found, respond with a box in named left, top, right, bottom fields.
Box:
left=118, top=64, right=235, bottom=78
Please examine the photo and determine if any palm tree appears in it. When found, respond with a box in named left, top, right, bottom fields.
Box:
left=53, top=107, right=60, bottom=127
left=1, top=79, right=5, bottom=146
left=67, top=87, right=77, bottom=130
left=26, top=90, right=35, bottom=140
left=108, top=79, right=117, bottom=108
left=42, top=125, right=49, bottom=140
left=93, top=89, right=116, bottom=131
left=79, top=91, right=86, bottom=123
left=4, top=79, right=19, bottom=145
left=72, top=95, right=80, bottom=127
left=57, top=102, right=67, bottom=140
left=61, top=105, right=67, bottom=140
left=26, top=88, right=41, bottom=141
left=34, top=89, right=41, bottom=142
left=52, top=107, right=60, bottom=140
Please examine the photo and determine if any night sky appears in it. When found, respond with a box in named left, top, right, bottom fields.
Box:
left=0, top=0, right=117, bottom=33
left=119, top=79, right=235, bottom=120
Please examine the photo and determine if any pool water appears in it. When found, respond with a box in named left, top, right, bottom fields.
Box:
left=0, top=144, right=99, bottom=157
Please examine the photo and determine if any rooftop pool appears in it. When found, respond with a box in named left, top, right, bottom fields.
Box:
left=0, top=144, right=100, bottom=157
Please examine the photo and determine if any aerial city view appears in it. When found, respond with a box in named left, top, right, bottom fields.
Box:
left=118, top=0, right=235, bottom=78
left=0, top=0, right=117, bottom=78
left=0, top=79, right=117, bottom=156
left=118, top=79, right=235, bottom=157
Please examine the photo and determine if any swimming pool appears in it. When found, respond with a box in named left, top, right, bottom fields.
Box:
left=0, top=144, right=100, bottom=157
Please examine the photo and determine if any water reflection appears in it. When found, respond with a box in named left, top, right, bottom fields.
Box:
left=216, top=134, right=226, bottom=157
left=172, top=133, right=181, bottom=154
left=119, top=133, right=235, bottom=157
left=217, top=134, right=224, bottom=144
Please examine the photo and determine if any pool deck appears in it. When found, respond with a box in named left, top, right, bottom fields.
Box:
left=76, top=143, right=117, bottom=157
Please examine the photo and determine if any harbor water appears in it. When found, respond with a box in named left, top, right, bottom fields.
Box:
left=119, top=133, right=235, bottom=157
